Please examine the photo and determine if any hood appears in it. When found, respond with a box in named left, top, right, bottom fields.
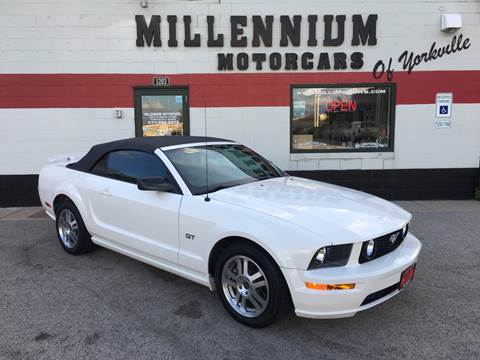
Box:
left=211, top=176, right=411, bottom=244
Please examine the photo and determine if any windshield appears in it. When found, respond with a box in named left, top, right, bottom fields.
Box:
left=165, top=144, right=285, bottom=195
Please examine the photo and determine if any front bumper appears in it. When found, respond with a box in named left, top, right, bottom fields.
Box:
left=282, top=233, right=422, bottom=319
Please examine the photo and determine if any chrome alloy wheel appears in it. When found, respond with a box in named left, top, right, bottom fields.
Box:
left=57, top=208, right=79, bottom=249
left=221, top=255, right=269, bottom=318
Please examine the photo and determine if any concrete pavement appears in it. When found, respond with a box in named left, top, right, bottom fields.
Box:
left=0, top=201, right=479, bottom=360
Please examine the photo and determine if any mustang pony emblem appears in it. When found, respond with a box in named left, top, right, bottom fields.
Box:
left=390, top=232, right=400, bottom=244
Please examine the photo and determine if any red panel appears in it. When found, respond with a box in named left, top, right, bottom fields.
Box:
left=0, top=71, right=478, bottom=108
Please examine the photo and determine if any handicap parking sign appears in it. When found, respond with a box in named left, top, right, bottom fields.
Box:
left=436, top=93, right=452, bottom=118
left=439, top=105, right=449, bottom=115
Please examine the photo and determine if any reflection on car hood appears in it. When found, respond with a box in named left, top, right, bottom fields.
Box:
left=211, top=176, right=411, bottom=244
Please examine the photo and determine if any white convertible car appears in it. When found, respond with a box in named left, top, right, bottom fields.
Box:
left=38, top=136, right=421, bottom=327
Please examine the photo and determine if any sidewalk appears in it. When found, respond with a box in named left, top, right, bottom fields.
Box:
left=0, top=207, right=48, bottom=220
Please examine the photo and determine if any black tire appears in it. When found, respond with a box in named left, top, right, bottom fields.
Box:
left=55, top=200, right=95, bottom=255
left=214, top=242, right=291, bottom=328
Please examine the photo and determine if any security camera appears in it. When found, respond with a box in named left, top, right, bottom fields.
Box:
left=441, top=14, right=462, bottom=33
left=140, top=0, right=148, bottom=8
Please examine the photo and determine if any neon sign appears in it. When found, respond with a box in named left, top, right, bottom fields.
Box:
left=326, top=100, right=357, bottom=112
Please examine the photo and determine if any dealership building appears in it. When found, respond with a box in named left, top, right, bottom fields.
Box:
left=1, top=0, right=479, bottom=206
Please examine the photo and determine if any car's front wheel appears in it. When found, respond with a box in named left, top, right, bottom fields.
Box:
left=55, top=200, right=95, bottom=255
left=214, top=243, right=291, bottom=327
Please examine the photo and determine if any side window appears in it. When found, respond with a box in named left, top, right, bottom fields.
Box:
left=91, top=150, right=176, bottom=189
left=106, top=150, right=168, bottom=183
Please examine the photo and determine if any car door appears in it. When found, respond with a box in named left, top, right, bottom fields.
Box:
left=85, top=150, right=182, bottom=265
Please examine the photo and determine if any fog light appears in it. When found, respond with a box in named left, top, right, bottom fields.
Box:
left=366, top=239, right=375, bottom=257
left=305, top=282, right=355, bottom=290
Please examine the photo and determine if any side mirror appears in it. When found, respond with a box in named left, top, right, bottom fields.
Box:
left=137, top=176, right=175, bottom=192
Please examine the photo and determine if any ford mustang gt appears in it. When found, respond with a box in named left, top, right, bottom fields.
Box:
left=38, top=136, right=421, bottom=327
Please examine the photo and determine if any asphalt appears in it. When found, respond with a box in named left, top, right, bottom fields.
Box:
left=0, top=201, right=479, bottom=360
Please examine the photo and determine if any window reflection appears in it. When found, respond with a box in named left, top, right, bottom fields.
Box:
left=292, top=85, right=394, bottom=151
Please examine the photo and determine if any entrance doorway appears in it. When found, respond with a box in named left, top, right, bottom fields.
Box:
left=134, top=87, right=189, bottom=137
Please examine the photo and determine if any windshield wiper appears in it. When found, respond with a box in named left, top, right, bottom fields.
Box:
left=207, top=184, right=231, bottom=194
left=206, top=177, right=276, bottom=195
left=256, top=175, right=278, bottom=181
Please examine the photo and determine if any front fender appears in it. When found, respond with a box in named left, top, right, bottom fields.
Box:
left=210, top=216, right=324, bottom=271
left=178, top=196, right=329, bottom=274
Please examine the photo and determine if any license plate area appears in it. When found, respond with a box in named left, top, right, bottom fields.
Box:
left=399, top=264, right=416, bottom=289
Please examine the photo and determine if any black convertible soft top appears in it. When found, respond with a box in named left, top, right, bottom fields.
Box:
left=69, top=136, right=232, bottom=172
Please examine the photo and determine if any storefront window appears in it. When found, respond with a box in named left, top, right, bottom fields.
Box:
left=291, top=84, right=395, bottom=152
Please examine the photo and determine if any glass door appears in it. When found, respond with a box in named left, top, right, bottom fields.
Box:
left=134, top=87, right=189, bottom=137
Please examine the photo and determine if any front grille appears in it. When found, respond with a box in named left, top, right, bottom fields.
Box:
left=361, top=283, right=399, bottom=306
left=359, top=227, right=406, bottom=264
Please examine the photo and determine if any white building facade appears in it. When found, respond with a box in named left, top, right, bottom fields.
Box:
left=0, top=0, right=479, bottom=205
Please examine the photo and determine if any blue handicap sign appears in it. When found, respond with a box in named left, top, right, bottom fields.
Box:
left=439, top=105, right=449, bottom=114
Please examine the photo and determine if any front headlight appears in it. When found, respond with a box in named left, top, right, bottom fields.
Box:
left=402, top=223, right=409, bottom=237
left=366, top=239, right=375, bottom=257
left=308, top=244, right=353, bottom=270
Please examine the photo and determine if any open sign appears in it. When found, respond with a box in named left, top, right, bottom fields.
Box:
left=326, top=100, right=357, bottom=112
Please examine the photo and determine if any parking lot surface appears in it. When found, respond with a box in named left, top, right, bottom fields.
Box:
left=1, top=201, right=479, bottom=360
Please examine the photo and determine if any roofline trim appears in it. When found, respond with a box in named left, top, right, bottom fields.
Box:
left=160, top=141, right=238, bottom=151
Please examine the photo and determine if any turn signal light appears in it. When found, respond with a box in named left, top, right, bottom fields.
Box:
left=305, top=282, right=355, bottom=290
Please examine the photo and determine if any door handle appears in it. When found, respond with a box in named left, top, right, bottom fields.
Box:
left=99, top=189, right=112, bottom=197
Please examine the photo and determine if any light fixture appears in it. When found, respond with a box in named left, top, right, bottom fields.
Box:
left=140, top=0, right=149, bottom=8
left=366, top=239, right=375, bottom=257
left=440, top=14, right=462, bottom=33
left=308, top=244, right=353, bottom=269
left=305, top=282, right=355, bottom=290
left=315, top=247, right=326, bottom=264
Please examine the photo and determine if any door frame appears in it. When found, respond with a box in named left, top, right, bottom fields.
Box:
left=133, top=86, right=190, bottom=137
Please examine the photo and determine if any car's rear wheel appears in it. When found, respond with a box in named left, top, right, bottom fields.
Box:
left=55, top=200, right=95, bottom=255
left=214, top=243, right=291, bottom=327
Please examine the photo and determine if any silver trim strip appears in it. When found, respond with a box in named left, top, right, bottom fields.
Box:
left=160, top=141, right=237, bottom=151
